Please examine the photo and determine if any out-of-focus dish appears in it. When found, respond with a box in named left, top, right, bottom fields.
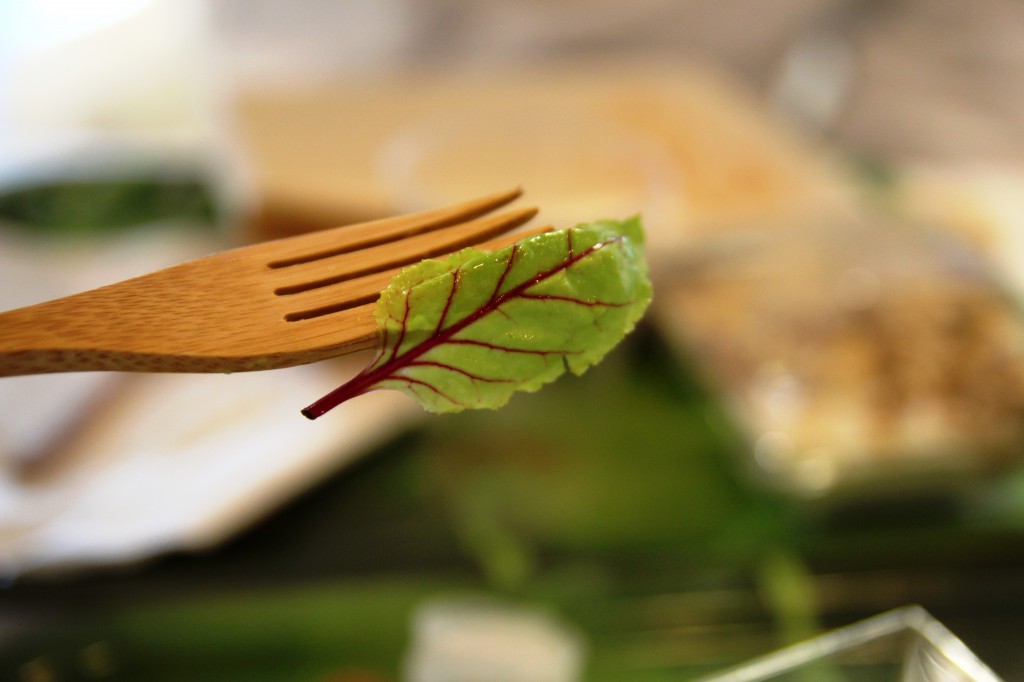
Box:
left=653, top=216, right=1024, bottom=495
left=0, top=362, right=418, bottom=577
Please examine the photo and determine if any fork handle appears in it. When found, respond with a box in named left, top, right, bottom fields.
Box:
left=0, top=285, right=380, bottom=377
left=0, top=294, right=142, bottom=376
left=0, top=287, right=218, bottom=376
left=0, top=267, right=383, bottom=376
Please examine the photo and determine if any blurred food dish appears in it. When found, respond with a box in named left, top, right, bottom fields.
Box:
left=653, top=216, right=1024, bottom=495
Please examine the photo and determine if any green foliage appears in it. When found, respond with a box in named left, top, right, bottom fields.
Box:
left=0, top=177, right=219, bottom=234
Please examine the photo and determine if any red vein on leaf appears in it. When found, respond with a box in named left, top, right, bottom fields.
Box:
left=445, top=338, right=577, bottom=356
left=302, top=235, right=624, bottom=419
left=404, top=360, right=516, bottom=384
left=385, top=375, right=464, bottom=408
left=517, top=293, right=629, bottom=307
left=388, top=289, right=413, bottom=364
left=435, top=270, right=459, bottom=336
left=492, top=243, right=518, bottom=299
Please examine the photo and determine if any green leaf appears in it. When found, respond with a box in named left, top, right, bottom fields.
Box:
left=302, top=217, right=652, bottom=418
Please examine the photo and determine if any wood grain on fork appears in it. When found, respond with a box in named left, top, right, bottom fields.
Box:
left=0, top=189, right=543, bottom=376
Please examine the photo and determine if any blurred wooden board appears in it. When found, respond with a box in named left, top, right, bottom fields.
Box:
left=231, top=59, right=856, bottom=246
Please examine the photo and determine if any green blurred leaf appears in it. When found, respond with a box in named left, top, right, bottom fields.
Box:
left=0, top=177, right=219, bottom=234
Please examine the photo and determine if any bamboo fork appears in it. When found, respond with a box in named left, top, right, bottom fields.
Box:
left=0, top=189, right=544, bottom=377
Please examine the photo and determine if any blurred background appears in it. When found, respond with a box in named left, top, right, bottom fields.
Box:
left=2, top=0, right=1024, bottom=679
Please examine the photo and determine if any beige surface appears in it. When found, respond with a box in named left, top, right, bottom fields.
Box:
left=231, top=60, right=857, bottom=257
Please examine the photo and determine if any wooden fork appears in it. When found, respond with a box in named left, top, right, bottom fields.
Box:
left=0, top=189, right=544, bottom=377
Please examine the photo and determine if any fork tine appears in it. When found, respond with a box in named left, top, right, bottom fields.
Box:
left=270, top=206, right=538, bottom=295
left=257, top=303, right=382, bottom=360
left=258, top=187, right=523, bottom=268
left=280, top=224, right=554, bottom=323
